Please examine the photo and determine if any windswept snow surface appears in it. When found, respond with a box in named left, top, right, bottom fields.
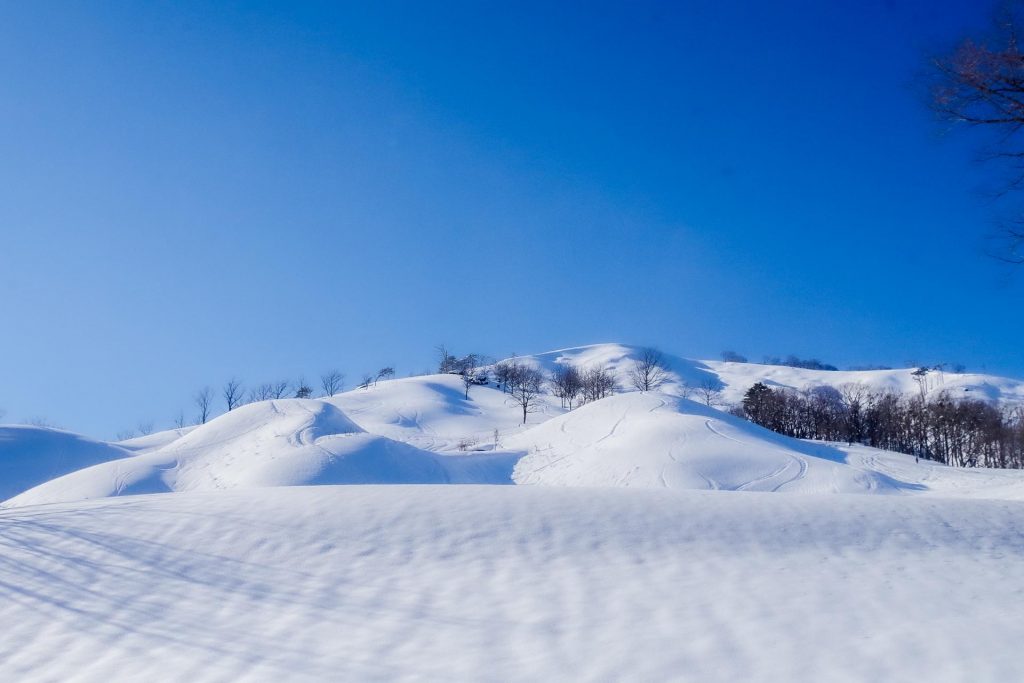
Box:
left=0, top=426, right=130, bottom=500
left=4, top=399, right=449, bottom=507
left=508, top=393, right=907, bottom=493
left=1, top=486, right=1023, bottom=682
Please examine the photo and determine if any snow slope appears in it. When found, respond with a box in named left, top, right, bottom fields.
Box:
left=515, top=343, right=1024, bottom=406
left=1, top=485, right=1022, bottom=682
left=330, top=373, right=564, bottom=451
left=508, top=392, right=909, bottom=493
left=5, top=399, right=450, bottom=507
left=703, top=357, right=1024, bottom=407
left=0, top=426, right=131, bottom=501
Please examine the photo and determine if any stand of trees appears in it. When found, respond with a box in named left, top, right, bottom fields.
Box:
left=740, top=382, right=1024, bottom=468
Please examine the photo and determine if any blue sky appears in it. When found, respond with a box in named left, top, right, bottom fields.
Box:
left=1, top=1, right=1020, bottom=437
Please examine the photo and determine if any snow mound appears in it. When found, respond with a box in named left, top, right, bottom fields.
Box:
left=330, top=373, right=564, bottom=451
left=508, top=393, right=908, bottom=493
left=4, top=399, right=448, bottom=507
left=117, top=426, right=195, bottom=453
left=0, top=426, right=131, bottom=500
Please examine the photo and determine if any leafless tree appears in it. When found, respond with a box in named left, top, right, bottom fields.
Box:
left=116, top=429, right=136, bottom=441
left=194, top=386, right=213, bottom=424
left=720, top=350, right=748, bottom=363
left=494, top=359, right=516, bottom=393
left=696, top=378, right=722, bottom=407
left=457, top=357, right=481, bottom=399
left=929, top=4, right=1024, bottom=263
left=359, top=372, right=374, bottom=390
left=507, top=364, right=545, bottom=424
left=550, top=364, right=583, bottom=409
left=627, top=348, right=670, bottom=392
left=321, top=370, right=345, bottom=397
left=375, top=367, right=395, bottom=386
left=581, top=365, right=617, bottom=404
left=223, top=378, right=244, bottom=411
left=173, top=410, right=187, bottom=430
left=137, top=421, right=154, bottom=436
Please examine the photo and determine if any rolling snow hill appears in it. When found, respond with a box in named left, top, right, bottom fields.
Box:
left=4, top=399, right=451, bottom=507
left=3, top=343, right=1024, bottom=508
left=508, top=393, right=909, bottom=493
left=0, top=426, right=131, bottom=501
left=516, top=343, right=1024, bottom=407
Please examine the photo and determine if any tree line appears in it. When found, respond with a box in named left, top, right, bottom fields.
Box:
left=739, top=381, right=1024, bottom=468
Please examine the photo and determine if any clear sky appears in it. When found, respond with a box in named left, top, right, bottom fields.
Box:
left=1, top=1, right=1020, bottom=437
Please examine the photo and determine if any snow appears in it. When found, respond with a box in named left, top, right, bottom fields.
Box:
left=0, top=426, right=130, bottom=501
left=517, top=343, right=1024, bottom=406
left=508, top=392, right=911, bottom=493
left=3, top=343, right=1024, bottom=680
left=7, top=346, right=1024, bottom=506
left=1, top=485, right=1022, bottom=682
left=5, top=399, right=450, bottom=507
left=328, top=373, right=565, bottom=451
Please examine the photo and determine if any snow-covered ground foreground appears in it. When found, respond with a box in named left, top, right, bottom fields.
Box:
left=1, top=485, right=1022, bottom=682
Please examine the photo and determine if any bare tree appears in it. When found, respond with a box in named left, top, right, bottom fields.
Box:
left=720, top=350, right=747, bottom=363
left=581, top=365, right=617, bottom=404
left=929, top=5, right=1024, bottom=263
left=494, top=359, right=516, bottom=393
left=550, top=364, right=583, bottom=409
left=173, top=410, right=187, bottom=430
left=375, top=367, right=396, bottom=386
left=628, top=348, right=670, bottom=392
left=223, top=378, right=244, bottom=411
left=320, top=370, right=345, bottom=397
left=456, top=356, right=481, bottom=399
left=194, top=386, right=213, bottom=424
left=507, top=364, right=545, bottom=424
left=359, top=373, right=374, bottom=390
left=696, top=378, right=722, bottom=407
left=137, top=421, right=154, bottom=436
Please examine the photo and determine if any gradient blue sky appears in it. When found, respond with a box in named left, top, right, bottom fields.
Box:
left=1, top=1, right=1021, bottom=437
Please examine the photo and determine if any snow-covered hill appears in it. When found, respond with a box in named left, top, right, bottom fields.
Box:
left=0, top=426, right=131, bottom=501
left=515, top=343, right=1024, bottom=406
left=1, top=485, right=1022, bottom=682
left=508, top=393, right=907, bottom=493
left=6, top=344, right=1024, bottom=507
left=5, top=399, right=451, bottom=507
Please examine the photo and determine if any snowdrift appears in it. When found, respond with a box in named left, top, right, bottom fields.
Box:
left=4, top=399, right=448, bottom=507
left=508, top=393, right=910, bottom=493
left=1, top=485, right=1023, bottom=682
left=0, top=426, right=131, bottom=500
